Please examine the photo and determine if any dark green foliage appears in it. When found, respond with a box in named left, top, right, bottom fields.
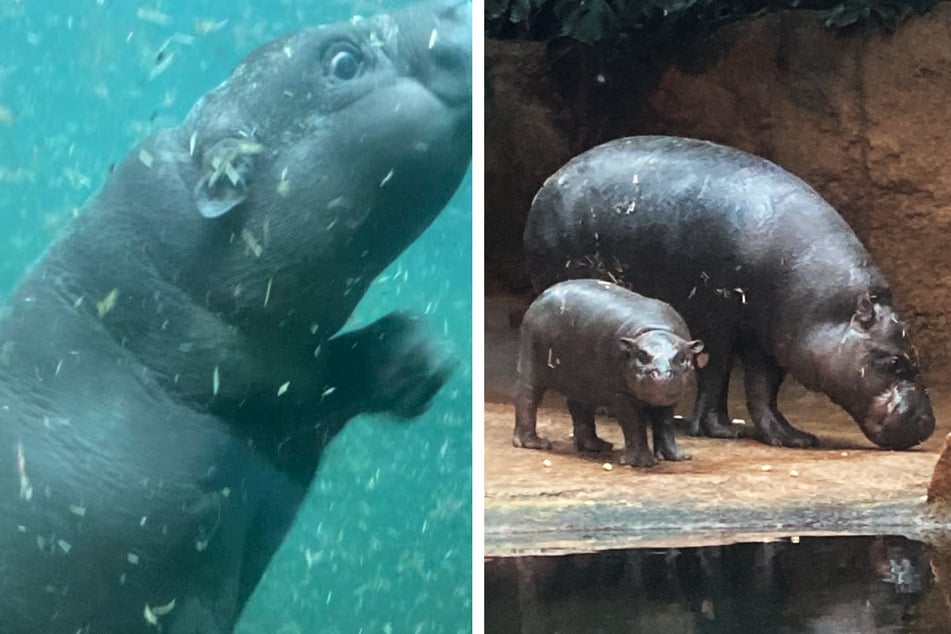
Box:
left=485, top=0, right=940, bottom=43
left=824, top=0, right=937, bottom=30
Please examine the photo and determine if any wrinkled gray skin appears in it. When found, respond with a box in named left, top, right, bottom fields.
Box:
left=0, top=2, right=471, bottom=632
left=525, top=136, right=934, bottom=450
left=514, top=280, right=705, bottom=468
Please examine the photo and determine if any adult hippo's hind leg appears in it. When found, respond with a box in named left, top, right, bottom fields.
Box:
left=649, top=406, right=691, bottom=461
left=567, top=399, right=613, bottom=452
left=739, top=342, right=818, bottom=448
left=513, top=379, right=550, bottom=450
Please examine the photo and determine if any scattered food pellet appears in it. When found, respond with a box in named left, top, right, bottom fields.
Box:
left=602, top=463, right=613, bottom=471
left=840, top=451, right=849, bottom=457
left=789, top=469, right=800, bottom=477
left=791, top=535, right=801, bottom=544
left=542, top=459, right=552, bottom=468
left=731, top=418, right=746, bottom=425
left=760, top=464, right=773, bottom=472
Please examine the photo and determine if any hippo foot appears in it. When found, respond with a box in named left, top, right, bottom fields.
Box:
left=760, top=426, right=818, bottom=448
left=357, top=312, right=456, bottom=419
left=512, top=433, right=552, bottom=450
left=656, top=448, right=692, bottom=462
left=693, top=414, right=742, bottom=439
left=574, top=436, right=613, bottom=452
left=620, top=448, right=658, bottom=468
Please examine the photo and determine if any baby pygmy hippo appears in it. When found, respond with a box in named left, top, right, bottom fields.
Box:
left=513, top=279, right=707, bottom=468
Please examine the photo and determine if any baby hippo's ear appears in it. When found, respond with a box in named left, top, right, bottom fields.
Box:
left=193, top=137, right=265, bottom=219
left=619, top=337, right=639, bottom=357
left=688, top=339, right=708, bottom=369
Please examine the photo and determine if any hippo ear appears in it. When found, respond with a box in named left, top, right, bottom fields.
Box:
left=687, top=340, right=708, bottom=368
left=618, top=337, right=639, bottom=357
left=854, top=293, right=876, bottom=329
left=193, top=137, right=265, bottom=219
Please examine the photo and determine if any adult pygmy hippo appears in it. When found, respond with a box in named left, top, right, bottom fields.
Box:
left=525, top=136, right=933, bottom=450
left=514, top=279, right=706, bottom=467
left=0, top=1, right=471, bottom=632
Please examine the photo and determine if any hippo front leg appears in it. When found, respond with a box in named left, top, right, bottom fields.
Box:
left=739, top=344, right=818, bottom=448
left=317, top=311, right=455, bottom=421
left=566, top=399, right=612, bottom=452
left=648, top=406, right=691, bottom=461
left=614, top=396, right=656, bottom=468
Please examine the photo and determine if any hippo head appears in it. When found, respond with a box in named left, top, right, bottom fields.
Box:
left=619, top=330, right=706, bottom=406
left=141, top=0, right=472, bottom=337
left=807, top=292, right=935, bottom=449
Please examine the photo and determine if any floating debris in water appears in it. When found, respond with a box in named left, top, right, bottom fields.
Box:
left=96, top=289, right=119, bottom=318
left=68, top=504, right=86, bottom=517
left=149, top=52, right=175, bottom=80
left=0, top=105, right=15, bottom=124
left=194, top=18, right=227, bottom=35
left=212, top=366, right=220, bottom=396
left=137, top=7, right=173, bottom=26
left=138, top=149, right=154, bottom=168
left=240, top=228, right=262, bottom=257
left=143, top=598, right=176, bottom=626
left=277, top=381, right=290, bottom=396
left=17, top=442, right=32, bottom=501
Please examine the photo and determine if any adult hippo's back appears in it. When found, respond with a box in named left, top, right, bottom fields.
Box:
left=0, top=1, right=470, bottom=632
left=525, top=136, right=934, bottom=450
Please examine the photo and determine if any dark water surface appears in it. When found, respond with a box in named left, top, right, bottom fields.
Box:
left=0, top=1, right=471, bottom=631
left=485, top=536, right=945, bottom=633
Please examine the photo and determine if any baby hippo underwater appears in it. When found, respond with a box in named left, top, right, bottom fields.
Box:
left=514, top=280, right=707, bottom=468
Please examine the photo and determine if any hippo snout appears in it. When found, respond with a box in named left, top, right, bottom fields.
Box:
left=406, top=0, right=472, bottom=108
left=634, top=371, right=690, bottom=407
left=861, top=383, right=935, bottom=450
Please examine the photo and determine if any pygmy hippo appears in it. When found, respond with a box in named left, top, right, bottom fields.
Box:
left=525, top=135, right=934, bottom=450
left=0, top=1, right=471, bottom=632
left=514, top=279, right=706, bottom=468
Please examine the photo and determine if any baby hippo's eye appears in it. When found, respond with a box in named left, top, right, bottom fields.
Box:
left=325, top=45, right=362, bottom=80
left=636, top=350, right=652, bottom=365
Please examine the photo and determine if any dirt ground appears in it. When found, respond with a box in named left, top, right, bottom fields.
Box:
left=483, top=294, right=951, bottom=557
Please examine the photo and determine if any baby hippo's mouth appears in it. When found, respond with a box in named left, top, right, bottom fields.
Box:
left=635, top=374, right=689, bottom=407
left=861, top=383, right=935, bottom=449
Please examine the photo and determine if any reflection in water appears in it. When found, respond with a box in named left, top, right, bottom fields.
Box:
left=485, top=537, right=939, bottom=633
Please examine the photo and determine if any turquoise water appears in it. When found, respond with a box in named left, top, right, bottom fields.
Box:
left=0, top=2, right=471, bottom=632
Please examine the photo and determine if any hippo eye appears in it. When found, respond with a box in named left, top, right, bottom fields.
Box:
left=326, top=46, right=362, bottom=80
left=636, top=350, right=652, bottom=365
